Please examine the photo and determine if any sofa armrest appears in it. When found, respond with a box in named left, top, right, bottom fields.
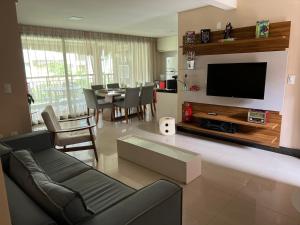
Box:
left=1, top=131, right=54, bottom=153
left=80, top=180, right=182, bottom=225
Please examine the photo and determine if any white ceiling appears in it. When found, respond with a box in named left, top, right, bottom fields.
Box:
left=16, top=0, right=236, bottom=38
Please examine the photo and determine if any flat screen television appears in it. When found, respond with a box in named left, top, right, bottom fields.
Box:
left=206, top=62, right=267, bottom=100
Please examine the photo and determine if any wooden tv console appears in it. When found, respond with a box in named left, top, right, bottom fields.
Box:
left=177, top=102, right=281, bottom=148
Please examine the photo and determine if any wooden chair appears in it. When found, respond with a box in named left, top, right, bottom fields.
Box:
left=41, top=105, right=98, bottom=161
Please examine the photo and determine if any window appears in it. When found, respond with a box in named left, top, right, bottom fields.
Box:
left=21, top=33, right=155, bottom=121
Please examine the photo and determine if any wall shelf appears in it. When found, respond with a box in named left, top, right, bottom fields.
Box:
left=181, top=21, right=291, bottom=55
left=193, top=112, right=278, bottom=129
left=177, top=122, right=278, bottom=147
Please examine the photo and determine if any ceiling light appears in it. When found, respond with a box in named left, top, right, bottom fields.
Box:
left=68, top=16, right=84, bottom=21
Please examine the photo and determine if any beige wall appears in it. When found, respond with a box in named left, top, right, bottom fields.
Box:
left=156, top=36, right=178, bottom=81
left=156, top=51, right=178, bottom=79
left=157, top=36, right=178, bottom=52
left=178, top=0, right=300, bottom=148
left=0, top=0, right=31, bottom=137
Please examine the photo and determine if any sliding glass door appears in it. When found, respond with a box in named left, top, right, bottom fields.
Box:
left=23, top=37, right=69, bottom=119
left=64, top=39, right=95, bottom=117
left=21, top=34, right=154, bottom=122
left=22, top=36, right=94, bottom=120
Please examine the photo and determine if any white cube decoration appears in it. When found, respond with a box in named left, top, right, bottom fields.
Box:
left=159, top=117, right=176, bottom=136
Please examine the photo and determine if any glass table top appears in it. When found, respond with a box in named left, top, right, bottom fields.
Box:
left=119, top=135, right=199, bottom=162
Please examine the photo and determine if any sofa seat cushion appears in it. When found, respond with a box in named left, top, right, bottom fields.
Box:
left=9, top=150, right=94, bottom=225
left=34, top=148, right=91, bottom=182
left=62, top=170, right=135, bottom=214
left=5, top=174, right=57, bottom=225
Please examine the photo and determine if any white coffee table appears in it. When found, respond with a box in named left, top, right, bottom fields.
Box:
left=117, top=135, right=201, bottom=184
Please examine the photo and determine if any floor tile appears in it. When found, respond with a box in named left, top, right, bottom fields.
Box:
left=40, top=111, right=300, bottom=225
left=238, top=175, right=300, bottom=221
left=201, top=161, right=252, bottom=195
left=183, top=210, right=213, bottom=225
left=208, top=196, right=299, bottom=225
left=183, top=177, right=233, bottom=218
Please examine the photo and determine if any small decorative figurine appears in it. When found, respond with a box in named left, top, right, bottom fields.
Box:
left=185, top=31, right=196, bottom=44
left=224, top=22, right=233, bottom=39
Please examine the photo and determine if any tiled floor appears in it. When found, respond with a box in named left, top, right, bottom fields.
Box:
left=62, top=112, right=300, bottom=225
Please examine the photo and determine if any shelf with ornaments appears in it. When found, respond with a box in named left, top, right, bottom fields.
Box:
left=180, top=21, right=291, bottom=56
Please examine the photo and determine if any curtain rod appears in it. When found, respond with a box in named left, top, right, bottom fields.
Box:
left=19, top=24, right=157, bottom=42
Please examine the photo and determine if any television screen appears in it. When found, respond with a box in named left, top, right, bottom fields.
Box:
left=206, top=62, right=267, bottom=100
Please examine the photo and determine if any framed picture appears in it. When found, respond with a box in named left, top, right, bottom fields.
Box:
left=187, top=60, right=195, bottom=70
left=256, top=20, right=270, bottom=38
left=200, top=29, right=211, bottom=43
left=185, top=31, right=196, bottom=44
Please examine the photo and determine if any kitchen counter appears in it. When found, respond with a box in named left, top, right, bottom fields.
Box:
left=156, top=89, right=177, bottom=93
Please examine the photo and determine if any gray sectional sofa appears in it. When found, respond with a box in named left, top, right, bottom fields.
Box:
left=0, top=131, right=182, bottom=225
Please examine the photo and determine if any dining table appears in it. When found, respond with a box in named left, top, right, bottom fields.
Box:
left=95, top=88, right=125, bottom=100
left=94, top=89, right=126, bottom=121
left=94, top=87, right=156, bottom=122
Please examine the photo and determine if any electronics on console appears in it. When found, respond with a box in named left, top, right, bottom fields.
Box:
left=248, top=109, right=269, bottom=124
left=199, top=119, right=238, bottom=134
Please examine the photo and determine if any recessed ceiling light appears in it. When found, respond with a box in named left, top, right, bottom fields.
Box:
left=68, top=16, right=84, bottom=21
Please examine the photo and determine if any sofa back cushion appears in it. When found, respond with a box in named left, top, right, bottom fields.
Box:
left=0, top=142, right=12, bottom=171
left=9, top=150, right=94, bottom=225
left=5, top=174, right=58, bottom=225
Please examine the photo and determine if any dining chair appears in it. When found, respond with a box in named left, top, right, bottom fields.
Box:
left=41, top=105, right=98, bottom=161
left=144, top=82, right=157, bottom=112
left=91, top=84, right=105, bottom=91
left=114, top=87, right=141, bottom=123
left=145, top=82, right=154, bottom=86
left=140, top=85, right=155, bottom=118
left=83, top=88, right=114, bottom=124
left=153, top=89, right=157, bottom=112
left=91, top=84, right=105, bottom=100
left=107, top=83, right=120, bottom=89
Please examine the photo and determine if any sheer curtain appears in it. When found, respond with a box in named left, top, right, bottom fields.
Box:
left=21, top=25, right=156, bottom=121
